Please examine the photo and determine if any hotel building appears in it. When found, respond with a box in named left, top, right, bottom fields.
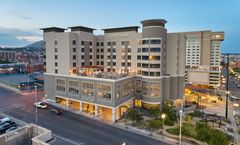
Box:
left=41, top=19, right=223, bottom=122
left=184, top=31, right=224, bottom=87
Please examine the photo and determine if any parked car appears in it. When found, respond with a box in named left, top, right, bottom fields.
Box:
left=0, top=122, right=17, bottom=133
left=230, top=96, right=239, bottom=100
left=237, top=84, right=240, bottom=88
left=49, top=109, right=62, bottom=115
left=34, top=102, right=48, bottom=109
left=5, top=126, right=17, bottom=133
left=0, top=117, right=10, bottom=125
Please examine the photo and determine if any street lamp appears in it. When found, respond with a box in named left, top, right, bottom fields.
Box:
left=161, top=113, right=166, bottom=136
left=34, top=85, right=38, bottom=129
left=179, top=110, right=183, bottom=145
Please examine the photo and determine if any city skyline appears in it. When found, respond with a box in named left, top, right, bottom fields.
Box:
left=0, top=0, right=239, bottom=53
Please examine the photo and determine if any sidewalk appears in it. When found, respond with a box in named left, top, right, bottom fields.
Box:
left=44, top=99, right=191, bottom=145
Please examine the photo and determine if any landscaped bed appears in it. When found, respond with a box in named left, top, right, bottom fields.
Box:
left=167, top=122, right=231, bottom=145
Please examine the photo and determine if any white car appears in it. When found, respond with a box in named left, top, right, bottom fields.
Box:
left=34, top=102, right=48, bottom=109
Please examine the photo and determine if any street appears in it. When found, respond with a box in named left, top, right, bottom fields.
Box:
left=0, top=87, right=170, bottom=145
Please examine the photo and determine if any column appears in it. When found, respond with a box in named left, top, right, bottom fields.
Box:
left=80, top=101, right=82, bottom=112
left=95, top=104, right=98, bottom=117
left=112, top=108, right=116, bottom=123
left=66, top=99, right=69, bottom=108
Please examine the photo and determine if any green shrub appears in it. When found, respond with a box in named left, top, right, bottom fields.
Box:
left=148, top=119, right=163, bottom=130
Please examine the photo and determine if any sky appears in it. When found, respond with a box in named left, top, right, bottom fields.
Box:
left=0, top=0, right=239, bottom=53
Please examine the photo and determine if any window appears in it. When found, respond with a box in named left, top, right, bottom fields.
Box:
left=150, top=39, right=161, bottom=44
left=142, top=63, right=148, bottom=68
left=101, top=49, right=104, bottom=53
left=97, top=84, right=112, bottom=101
left=96, top=42, right=99, bottom=46
left=150, top=48, right=161, bottom=52
left=72, top=40, right=76, bottom=45
left=55, top=69, right=58, bottom=74
left=101, top=61, right=104, bottom=65
left=142, top=48, right=149, bottom=52
left=81, top=41, right=84, bottom=45
left=97, top=55, right=99, bottom=59
left=89, top=49, right=92, bottom=52
left=142, top=81, right=160, bottom=97
left=82, top=82, right=94, bottom=97
left=116, top=84, right=121, bottom=100
left=55, top=55, right=58, bottom=60
left=112, top=55, right=116, bottom=59
left=54, top=40, right=57, bottom=45
left=137, top=55, right=141, bottom=60
left=101, top=55, right=104, bottom=59
left=150, top=64, right=160, bottom=68
left=55, top=62, right=58, bottom=67
left=81, top=55, right=84, bottom=59
left=137, top=63, right=141, bottom=67
left=89, top=55, right=92, bottom=59
left=142, top=40, right=149, bottom=45
left=56, top=79, right=65, bottom=92
left=149, top=56, right=160, bottom=60
left=73, top=62, right=76, bottom=67
left=73, top=48, right=76, bottom=52
left=137, top=48, right=141, bottom=52
left=81, top=48, right=84, bottom=52
left=73, top=55, right=76, bottom=60
left=97, top=61, right=99, bottom=65
left=68, top=80, right=79, bottom=95
left=89, top=41, right=92, bottom=46
left=54, top=48, right=58, bottom=53
left=127, top=55, right=131, bottom=60
left=81, top=62, right=84, bottom=66
left=142, top=56, right=149, bottom=60
left=101, top=42, right=104, bottom=46
left=123, top=80, right=134, bottom=97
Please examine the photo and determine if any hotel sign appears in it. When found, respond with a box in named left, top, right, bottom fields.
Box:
left=106, top=33, right=129, bottom=37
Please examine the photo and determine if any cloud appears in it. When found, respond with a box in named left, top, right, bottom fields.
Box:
left=16, top=36, right=42, bottom=43
left=0, top=27, right=42, bottom=47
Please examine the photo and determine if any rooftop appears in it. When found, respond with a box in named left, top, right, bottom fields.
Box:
left=68, top=26, right=96, bottom=33
left=102, top=26, right=139, bottom=33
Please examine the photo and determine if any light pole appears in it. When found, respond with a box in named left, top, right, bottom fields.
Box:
left=225, top=53, right=229, bottom=119
left=161, top=113, right=166, bottom=138
left=34, top=85, right=38, bottom=127
left=179, top=109, right=183, bottom=145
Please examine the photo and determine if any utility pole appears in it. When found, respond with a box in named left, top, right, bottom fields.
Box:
left=225, top=53, right=229, bottom=119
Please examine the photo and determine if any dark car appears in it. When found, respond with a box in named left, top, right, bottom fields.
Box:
left=50, top=109, right=62, bottom=115
left=0, top=122, right=17, bottom=133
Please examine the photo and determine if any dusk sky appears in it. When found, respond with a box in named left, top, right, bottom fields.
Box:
left=0, top=0, right=239, bottom=53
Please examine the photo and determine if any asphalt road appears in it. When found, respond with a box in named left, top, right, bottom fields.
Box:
left=0, top=87, right=170, bottom=145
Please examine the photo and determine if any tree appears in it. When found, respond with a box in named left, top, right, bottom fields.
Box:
left=162, top=101, right=177, bottom=126
left=148, top=108, right=161, bottom=119
left=127, top=108, right=143, bottom=123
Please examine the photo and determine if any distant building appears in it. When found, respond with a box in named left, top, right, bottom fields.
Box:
left=0, top=50, right=16, bottom=61
left=184, top=31, right=224, bottom=87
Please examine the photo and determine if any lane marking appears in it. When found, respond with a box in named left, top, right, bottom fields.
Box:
left=0, top=104, right=25, bottom=112
left=52, top=134, right=84, bottom=145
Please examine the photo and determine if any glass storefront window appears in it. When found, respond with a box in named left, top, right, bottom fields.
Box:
left=97, top=84, right=112, bottom=101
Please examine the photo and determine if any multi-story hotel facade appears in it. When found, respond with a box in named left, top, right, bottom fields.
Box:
left=184, top=31, right=224, bottom=87
left=42, top=19, right=223, bottom=122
